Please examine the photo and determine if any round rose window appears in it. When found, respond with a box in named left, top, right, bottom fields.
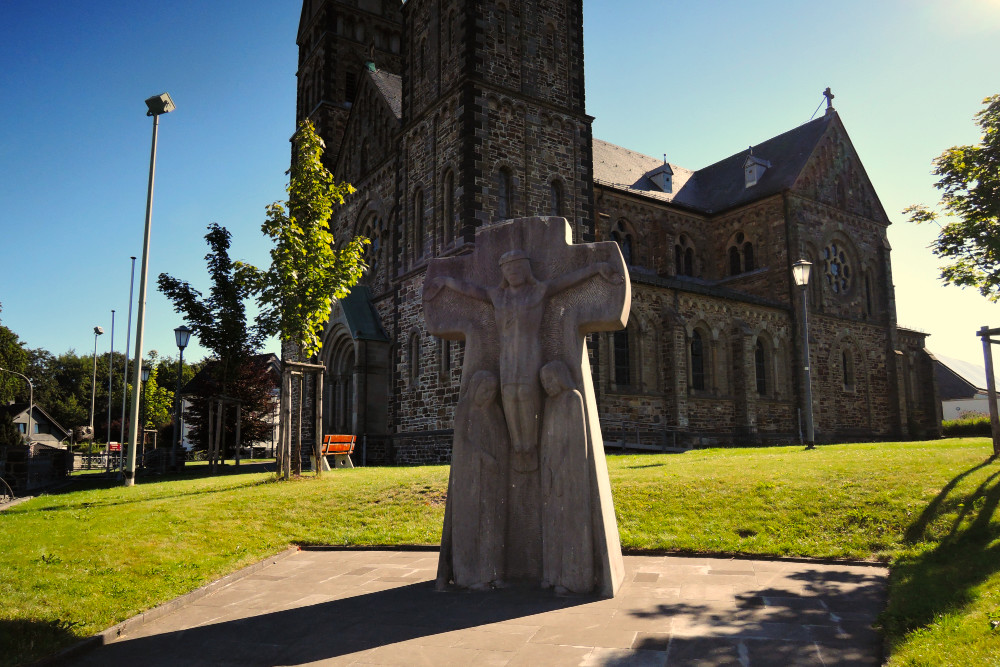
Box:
left=823, top=243, right=851, bottom=294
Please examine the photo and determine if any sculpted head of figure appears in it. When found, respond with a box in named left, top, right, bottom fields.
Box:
left=499, top=249, right=534, bottom=287
left=540, top=360, right=575, bottom=397
left=471, top=370, right=499, bottom=406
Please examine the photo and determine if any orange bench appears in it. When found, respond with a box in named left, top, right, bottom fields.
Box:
left=321, top=434, right=356, bottom=469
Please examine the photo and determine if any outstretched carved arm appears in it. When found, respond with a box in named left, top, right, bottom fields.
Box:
left=546, top=262, right=624, bottom=297
left=424, top=276, right=489, bottom=302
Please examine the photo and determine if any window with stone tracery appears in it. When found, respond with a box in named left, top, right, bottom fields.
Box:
left=675, top=235, right=695, bottom=277
left=611, top=219, right=634, bottom=265
left=823, top=242, right=851, bottom=294
left=727, top=231, right=755, bottom=275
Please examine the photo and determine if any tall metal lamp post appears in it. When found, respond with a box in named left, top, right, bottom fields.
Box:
left=89, top=326, right=104, bottom=438
left=125, top=92, right=175, bottom=487
left=792, top=259, right=815, bottom=449
left=0, top=368, right=33, bottom=444
left=171, top=325, right=192, bottom=471
left=140, top=365, right=151, bottom=466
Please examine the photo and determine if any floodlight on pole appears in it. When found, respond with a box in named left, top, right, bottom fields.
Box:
left=171, top=325, right=192, bottom=470
left=792, top=259, right=815, bottom=449
left=125, top=92, right=175, bottom=487
left=89, top=326, right=103, bottom=435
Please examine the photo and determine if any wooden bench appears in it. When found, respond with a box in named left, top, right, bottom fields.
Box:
left=320, top=434, right=356, bottom=469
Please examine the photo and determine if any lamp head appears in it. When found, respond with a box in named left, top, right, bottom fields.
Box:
left=145, top=92, right=176, bottom=117
left=174, top=325, right=193, bottom=350
left=791, top=259, right=813, bottom=288
left=94, top=326, right=104, bottom=336
left=141, top=366, right=151, bottom=382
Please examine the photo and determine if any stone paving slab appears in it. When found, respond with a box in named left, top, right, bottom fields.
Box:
left=64, top=549, right=887, bottom=666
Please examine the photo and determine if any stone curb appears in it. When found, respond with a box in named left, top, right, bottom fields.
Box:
left=35, top=546, right=301, bottom=667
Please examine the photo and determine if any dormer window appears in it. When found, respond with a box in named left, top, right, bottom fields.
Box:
left=649, top=162, right=673, bottom=193
left=743, top=153, right=771, bottom=189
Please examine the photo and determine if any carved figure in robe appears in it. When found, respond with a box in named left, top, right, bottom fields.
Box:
left=539, top=360, right=594, bottom=594
left=438, top=370, right=509, bottom=590
left=424, top=250, right=622, bottom=473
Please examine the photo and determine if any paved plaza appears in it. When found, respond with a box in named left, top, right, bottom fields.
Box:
left=64, top=548, right=887, bottom=666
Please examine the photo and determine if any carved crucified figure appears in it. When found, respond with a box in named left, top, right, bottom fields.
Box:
left=424, top=249, right=623, bottom=471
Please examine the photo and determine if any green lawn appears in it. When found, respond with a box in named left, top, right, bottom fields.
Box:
left=1, top=439, right=998, bottom=666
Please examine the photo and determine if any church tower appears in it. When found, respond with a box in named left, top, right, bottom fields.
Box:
left=398, top=0, right=594, bottom=272
left=296, top=0, right=404, bottom=165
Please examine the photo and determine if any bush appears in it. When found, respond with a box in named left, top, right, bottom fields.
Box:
left=942, top=414, right=993, bottom=437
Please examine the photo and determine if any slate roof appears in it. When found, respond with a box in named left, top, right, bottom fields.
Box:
left=369, top=69, right=402, bottom=120
left=593, top=113, right=835, bottom=215
left=340, top=285, right=390, bottom=342
left=933, top=353, right=999, bottom=399
left=1, top=402, right=70, bottom=438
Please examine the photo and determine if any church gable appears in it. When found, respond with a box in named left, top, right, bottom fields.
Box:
left=333, top=67, right=402, bottom=184
left=791, top=114, right=889, bottom=224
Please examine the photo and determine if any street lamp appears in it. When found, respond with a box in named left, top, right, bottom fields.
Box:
left=172, top=325, right=192, bottom=471
left=89, top=326, right=104, bottom=437
left=125, top=92, right=175, bottom=488
left=792, top=259, right=815, bottom=449
left=0, top=368, right=33, bottom=444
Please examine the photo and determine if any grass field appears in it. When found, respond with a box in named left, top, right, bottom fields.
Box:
left=1, top=439, right=998, bottom=666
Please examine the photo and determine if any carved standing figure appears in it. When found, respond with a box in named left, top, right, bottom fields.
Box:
left=445, top=370, right=509, bottom=590
left=540, top=360, right=593, bottom=594
left=424, top=249, right=621, bottom=472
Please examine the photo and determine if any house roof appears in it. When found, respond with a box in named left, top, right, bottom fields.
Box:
left=933, top=353, right=1000, bottom=400
left=594, top=112, right=836, bottom=214
left=1, top=402, right=70, bottom=438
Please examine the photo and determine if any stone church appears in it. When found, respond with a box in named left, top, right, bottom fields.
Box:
left=293, top=0, right=941, bottom=464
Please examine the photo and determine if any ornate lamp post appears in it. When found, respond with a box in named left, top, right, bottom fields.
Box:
left=0, top=368, right=33, bottom=444
left=125, top=92, right=175, bottom=487
left=792, top=259, right=815, bottom=449
left=171, top=325, right=192, bottom=470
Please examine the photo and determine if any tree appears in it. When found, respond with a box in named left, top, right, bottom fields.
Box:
left=906, top=95, right=1000, bottom=300
left=0, top=303, right=29, bottom=404
left=158, top=223, right=263, bottom=387
left=236, top=120, right=368, bottom=358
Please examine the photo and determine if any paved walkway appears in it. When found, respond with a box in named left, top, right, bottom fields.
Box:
left=67, top=549, right=887, bottom=666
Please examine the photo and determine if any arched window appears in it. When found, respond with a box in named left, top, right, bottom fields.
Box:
left=842, top=349, right=855, bottom=392
left=613, top=329, right=630, bottom=386
left=823, top=241, right=852, bottom=295
left=443, top=170, right=455, bottom=240
left=755, top=339, right=767, bottom=395
left=439, top=338, right=451, bottom=382
left=409, top=332, right=421, bottom=387
left=743, top=243, right=755, bottom=272
left=497, top=168, right=512, bottom=219
left=611, top=220, right=633, bottom=265
left=549, top=180, right=563, bottom=217
left=361, top=213, right=381, bottom=282
left=413, top=189, right=425, bottom=260
left=676, top=235, right=695, bottom=277
left=690, top=330, right=705, bottom=391
left=729, top=247, right=741, bottom=276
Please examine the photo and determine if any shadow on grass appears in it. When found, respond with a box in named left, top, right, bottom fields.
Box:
left=880, top=458, right=1000, bottom=646
left=0, top=618, right=81, bottom=667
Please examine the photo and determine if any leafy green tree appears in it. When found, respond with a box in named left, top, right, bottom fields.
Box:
left=906, top=95, right=1000, bottom=299
left=0, top=304, right=29, bottom=404
left=158, top=223, right=263, bottom=387
left=236, top=120, right=368, bottom=359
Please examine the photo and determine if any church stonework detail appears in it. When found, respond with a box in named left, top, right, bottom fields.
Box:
left=424, top=217, right=628, bottom=596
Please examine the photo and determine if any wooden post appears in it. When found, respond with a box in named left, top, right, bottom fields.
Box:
left=979, top=326, right=1000, bottom=458
left=283, top=371, right=293, bottom=480
left=315, top=370, right=324, bottom=478
left=214, top=398, right=224, bottom=472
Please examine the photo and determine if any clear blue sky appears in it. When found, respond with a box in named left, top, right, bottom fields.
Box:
left=2, top=0, right=999, bottom=368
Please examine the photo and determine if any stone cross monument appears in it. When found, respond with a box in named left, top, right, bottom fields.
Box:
left=423, top=216, right=629, bottom=597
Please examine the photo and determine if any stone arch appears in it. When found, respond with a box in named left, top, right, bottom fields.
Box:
left=611, top=218, right=637, bottom=266
left=819, top=233, right=859, bottom=298
left=321, top=323, right=356, bottom=434
left=725, top=230, right=756, bottom=276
